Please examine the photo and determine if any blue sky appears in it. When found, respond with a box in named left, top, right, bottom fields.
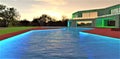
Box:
left=0, top=0, right=119, bottom=21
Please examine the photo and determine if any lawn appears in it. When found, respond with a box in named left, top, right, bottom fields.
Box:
left=0, top=27, right=35, bottom=35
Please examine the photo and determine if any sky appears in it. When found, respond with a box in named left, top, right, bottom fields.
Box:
left=0, top=0, right=119, bottom=21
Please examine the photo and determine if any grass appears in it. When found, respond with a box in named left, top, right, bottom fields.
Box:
left=0, top=27, right=35, bottom=35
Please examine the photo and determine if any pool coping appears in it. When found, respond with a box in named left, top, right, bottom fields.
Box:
left=1, top=27, right=119, bottom=41
left=0, top=27, right=58, bottom=40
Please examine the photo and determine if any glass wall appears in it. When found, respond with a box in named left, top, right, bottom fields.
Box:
left=111, top=7, right=120, bottom=14
left=96, top=16, right=116, bottom=28
left=82, top=13, right=90, bottom=18
left=82, top=12, right=98, bottom=18
left=89, top=12, right=98, bottom=18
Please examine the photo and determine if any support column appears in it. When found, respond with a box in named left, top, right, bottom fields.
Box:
left=115, top=15, right=120, bottom=28
left=91, top=20, right=95, bottom=28
left=71, top=21, right=77, bottom=27
left=119, top=14, right=120, bottom=28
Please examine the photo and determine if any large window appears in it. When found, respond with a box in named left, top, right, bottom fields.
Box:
left=77, top=21, right=92, bottom=26
left=107, top=20, right=115, bottom=26
left=111, top=7, right=120, bottom=14
left=82, top=13, right=90, bottom=18
left=82, top=12, right=98, bottom=18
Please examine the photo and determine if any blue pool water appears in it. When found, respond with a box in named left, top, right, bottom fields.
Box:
left=0, top=28, right=120, bottom=59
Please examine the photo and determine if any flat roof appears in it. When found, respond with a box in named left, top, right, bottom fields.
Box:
left=69, top=18, right=96, bottom=21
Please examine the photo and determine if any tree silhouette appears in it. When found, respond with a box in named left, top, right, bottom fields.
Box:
left=19, top=19, right=30, bottom=26
left=31, top=18, right=40, bottom=26
left=39, top=14, right=55, bottom=23
left=0, top=4, right=19, bottom=27
left=31, top=14, right=68, bottom=26
left=32, top=14, right=56, bottom=26
left=62, top=15, right=67, bottom=21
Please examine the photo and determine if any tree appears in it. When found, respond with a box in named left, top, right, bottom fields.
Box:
left=3, top=8, right=19, bottom=26
left=0, top=4, right=20, bottom=27
left=32, top=14, right=56, bottom=26
left=0, top=19, right=8, bottom=27
left=0, top=4, right=8, bottom=27
left=19, top=19, right=30, bottom=26
left=39, top=14, right=55, bottom=23
left=62, top=15, right=67, bottom=21
left=31, top=18, right=40, bottom=26
left=0, top=4, right=6, bottom=10
left=61, top=15, right=68, bottom=26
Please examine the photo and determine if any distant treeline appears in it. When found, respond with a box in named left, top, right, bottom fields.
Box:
left=0, top=14, right=68, bottom=27
left=19, top=19, right=68, bottom=26
left=0, top=4, right=68, bottom=27
left=18, top=14, right=68, bottom=26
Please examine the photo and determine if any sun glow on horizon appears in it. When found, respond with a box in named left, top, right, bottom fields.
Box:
left=40, top=10, right=63, bottom=21
left=20, top=10, right=65, bottom=21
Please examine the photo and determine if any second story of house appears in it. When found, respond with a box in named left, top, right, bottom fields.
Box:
left=72, top=4, right=120, bottom=20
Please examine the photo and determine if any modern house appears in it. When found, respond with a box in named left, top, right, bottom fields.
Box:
left=68, top=4, right=120, bottom=28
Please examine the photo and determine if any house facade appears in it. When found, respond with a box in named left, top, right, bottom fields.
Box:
left=68, top=4, right=120, bottom=28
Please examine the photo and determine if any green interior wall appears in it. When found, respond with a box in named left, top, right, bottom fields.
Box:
left=96, top=16, right=116, bottom=28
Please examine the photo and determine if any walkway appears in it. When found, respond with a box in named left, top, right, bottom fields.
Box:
left=85, top=28, right=120, bottom=38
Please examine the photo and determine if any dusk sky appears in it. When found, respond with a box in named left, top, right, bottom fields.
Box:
left=0, top=0, right=119, bottom=21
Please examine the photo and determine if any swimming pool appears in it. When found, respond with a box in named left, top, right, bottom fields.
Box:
left=0, top=28, right=120, bottom=59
